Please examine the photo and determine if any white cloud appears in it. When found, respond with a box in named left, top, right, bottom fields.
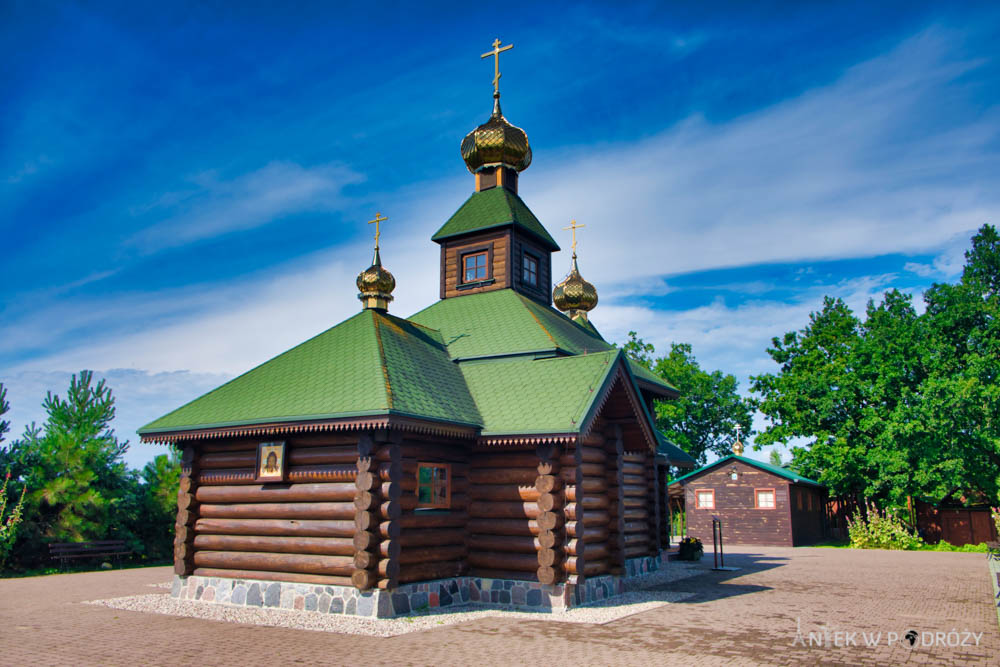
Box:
left=522, top=30, right=998, bottom=284
left=5, top=28, right=997, bottom=466
left=129, top=161, right=365, bottom=251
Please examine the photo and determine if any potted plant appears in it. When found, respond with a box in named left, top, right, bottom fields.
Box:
left=678, top=536, right=703, bottom=561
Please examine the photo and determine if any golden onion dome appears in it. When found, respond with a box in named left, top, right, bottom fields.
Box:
left=356, top=247, right=395, bottom=311
left=553, top=254, right=598, bottom=316
left=460, top=95, right=532, bottom=173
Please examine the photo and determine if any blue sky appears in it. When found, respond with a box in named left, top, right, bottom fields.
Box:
left=2, top=2, right=998, bottom=469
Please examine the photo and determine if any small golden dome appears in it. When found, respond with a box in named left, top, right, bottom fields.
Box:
left=461, top=95, right=532, bottom=174
left=357, top=248, right=395, bottom=311
left=553, top=254, right=598, bottom=319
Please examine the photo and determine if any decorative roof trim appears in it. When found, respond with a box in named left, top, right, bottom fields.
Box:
left=141, top=414, right=477, bottom=444
left=476, top=433, right=578, bottom=448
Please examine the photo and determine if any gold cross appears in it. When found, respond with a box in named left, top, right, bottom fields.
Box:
left=481, top=38, right=513, bottom=96
left=563, top=219, right=585, bottom=254
left=734, top=424, right=742, bottom=440
left=367, top=212, right=387, bottom=250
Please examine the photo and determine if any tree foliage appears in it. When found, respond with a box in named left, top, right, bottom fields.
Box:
left=0, top=372, right=180, bottom=571
left=752, top=225, right=1000, bottom=505
left=621, top=333, right=755, bottom=466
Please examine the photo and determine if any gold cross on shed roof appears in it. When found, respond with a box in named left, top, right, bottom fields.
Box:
left=481, top=38, right=513, bottom=96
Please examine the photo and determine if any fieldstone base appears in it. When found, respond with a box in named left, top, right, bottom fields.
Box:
left=172, top=550, right=669, bottom=618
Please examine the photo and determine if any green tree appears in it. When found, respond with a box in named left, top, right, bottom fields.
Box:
left=137, top=451, right=181, bottom=560
left=752, top=225, right=1000, bottom=506
left=620, top=336, right=755, bottom=465
left=769, top=449, right=783, bottom=467
left=909, top=225, right=1000, bottom=502
left=18, top=371, right=131, bottom=543
left=751, top=294, right=928, bottom=504
left=652, top=343, right=755, bottom=465
left=620, top=331, right=655, bottom=369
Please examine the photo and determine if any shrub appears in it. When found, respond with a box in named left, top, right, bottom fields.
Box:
left=847, top=504, right=924, bottom=550
left=0, top=470, right=27, bottom=568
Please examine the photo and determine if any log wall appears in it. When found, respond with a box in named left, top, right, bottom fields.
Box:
left=188, top=436, right=362, bottom=587
left=390, top=440, right=469, bottom=585
left=467, top=449, right=542, bottom=581
left=563, top=434, right=612, bottom=582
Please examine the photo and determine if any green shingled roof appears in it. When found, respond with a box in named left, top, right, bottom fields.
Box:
left=670, top=454, right=825, bottom=487
left=409, top=289, right=612, bottom=360
left=139, top=310, right=481, bottom=435
left=656, top=432, right=697, bottom=467
left=431, top=188, right=560, bottom=250
left=460, top=350, right=620, bottom=435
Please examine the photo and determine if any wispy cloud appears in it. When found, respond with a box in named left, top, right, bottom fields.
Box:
left=3, top=27, right=996, bottom=466
left=129, top=161, right=365, bottom=251
left=526, top=29, right=998, bottom=283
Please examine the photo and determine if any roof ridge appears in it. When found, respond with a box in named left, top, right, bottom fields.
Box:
left=371, top=311, right=394, bottom=410
left=521, top=294, right=558, bottom=346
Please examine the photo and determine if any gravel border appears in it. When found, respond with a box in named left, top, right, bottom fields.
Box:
left=86, top=562, right=708, bottom=637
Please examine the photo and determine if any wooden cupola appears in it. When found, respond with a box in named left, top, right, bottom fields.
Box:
left=432, top=86, right=559, bottom=305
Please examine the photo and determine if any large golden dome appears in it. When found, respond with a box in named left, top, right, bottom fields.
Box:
left=356, top=248, right=395, bottom=311
left=553, top=254, right=598, bottom=317
left=460, top=95, right=532, bottom=173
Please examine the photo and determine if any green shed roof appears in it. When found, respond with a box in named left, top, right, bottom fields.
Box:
left=669, top=454, right=825, bottom=488
left=431, top=187, right=560, bottom=251
left=139, top=309, right=482, bottom=435
left=459, top=350, right=620, bottom=435
left=628, top=360, right=679, bottom=396
left=656, top=433, right=697, bottom=467
left=409, top=289, right=612, bottom=361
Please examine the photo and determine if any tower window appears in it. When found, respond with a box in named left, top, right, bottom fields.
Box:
left=463, top=251, right=488, bottom=282
left=523, top=253, right=538, bottom=286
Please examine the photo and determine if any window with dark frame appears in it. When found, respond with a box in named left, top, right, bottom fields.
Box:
left=416, top=462, right=451, bottom=509
left=755, top=488, right=776, bottom=509
left=523, top=253, right=538, bottom=286
left=463, top=251, right=488, bottom=283
left=694, top=488, right=715, bottom=509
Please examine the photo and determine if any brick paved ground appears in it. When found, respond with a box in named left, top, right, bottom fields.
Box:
left=1, top=546, right=996, bottom=666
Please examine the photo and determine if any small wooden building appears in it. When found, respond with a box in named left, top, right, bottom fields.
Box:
left=670, top=455, right=828, bottom=547
left=139, top=80, right=692, bottom=616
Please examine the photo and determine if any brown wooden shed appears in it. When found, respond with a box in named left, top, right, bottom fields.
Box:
left=669, top=455, right=828, bottom=547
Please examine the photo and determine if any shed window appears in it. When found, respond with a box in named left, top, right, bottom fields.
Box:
left=416, top=462, right=451, bottom=509
left=523, top=253, right=538, bottom=286
left=463, top=252, right=488, bottom=282
left=695, top=489, right=715, bottom=509
left=755, top=488, right=776, bottom=509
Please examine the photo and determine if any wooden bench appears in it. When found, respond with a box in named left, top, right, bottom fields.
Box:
left=49, top=540, right=132, bottom=568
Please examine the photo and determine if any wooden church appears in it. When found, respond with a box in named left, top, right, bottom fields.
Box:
left=140, top=41, right=692, bottom=616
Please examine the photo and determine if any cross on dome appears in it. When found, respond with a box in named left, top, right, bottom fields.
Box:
left=367, top=211, right=388, bottom=250
left=481, top=38, right=513, bottom=97
left=563, top=219, right=586, bottom=256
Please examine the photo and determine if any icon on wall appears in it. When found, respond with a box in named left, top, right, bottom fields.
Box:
left=256, top=441, right=287, bottom=482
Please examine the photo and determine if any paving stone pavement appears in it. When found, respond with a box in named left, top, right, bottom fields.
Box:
left=1, top=546, right=997, bottom=666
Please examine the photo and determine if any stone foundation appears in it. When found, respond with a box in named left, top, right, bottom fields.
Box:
left=172, top=550, right=668, bottom=618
